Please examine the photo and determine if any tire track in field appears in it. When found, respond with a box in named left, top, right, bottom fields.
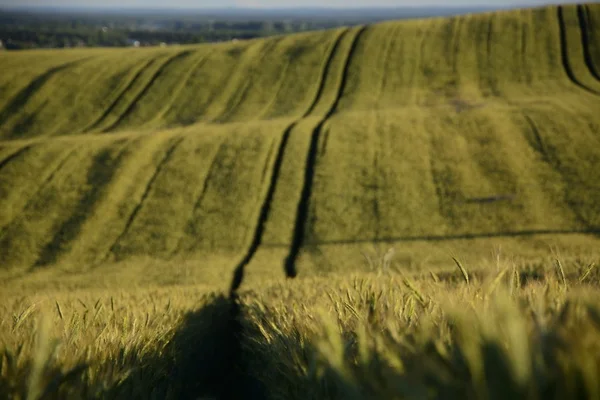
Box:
left=171, top=139, right=226, bottom=256
left=0, top=145, right=32, bottom=172
left=227, top=28, right=351, bottom=294
left=256, top=60, right=291, bottom=120
left=190, top=44, right=256, bottom=124
left=104, top=136, right=184, bottom=260
left=521, top=112, right=591, bottom=228
left=148, top=50, right=214, bottom=127
left=260, top=228, right=600, bottom=247
left=227, top=126, right=294, bottom=295
left=304, top=28, right=350, bottom=116
left=82, top=57, right=160, bottom=132
left=0, top=58, right=90, bottom=134
left=282, top=25, right=369, bottom=280
left=368, top=112, right=382, bottom=242
left=49, top=54, right=127, bottom=136
left=521, top=18, right=530, bottom=83
left=485, top=16, right=501, bottom=97
left=44, top=54, right=126, bottom=136
left=259, top=140, right=278, bottom=184
left=378, top=24, right=401, bottom=104
left=369, top=25, right=402, bottom=240
left=258, top=31, right=346, bottom=120
left=522, top=114, right=550, bottom=161
left=102, top=51, right=193, bottom=132
left=304, top=29, right=351, bottom=154
left=451, top=16, right=463, bottom=79
left=0, top=146, right=80, bottom=240
left=213, top=38, right=283, bottom=124
left=347, top=21, right=392, bottom=237
left=557, top=6, right=600, bottom=96
left=33, top=139, right=130, bottom=268
left=577, top=5, right=600, bottom=82
left=427, top=123, right=451, bottom=232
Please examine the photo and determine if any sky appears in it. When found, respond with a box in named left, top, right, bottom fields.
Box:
left=0, top=0, right=589, bottom=9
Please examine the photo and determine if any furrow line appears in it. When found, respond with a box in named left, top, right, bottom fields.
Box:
left=258, top=30, right=347, bottom=120
left=319, top=127, right=330, bottom=156
left=485, top=16, right=500, bottom=97
left=259, top=140, right=278, bottom=184
left=33, top=139, right=131, bottom=268
left=256, top=60, right=291, bottom=120
left=171, top=139, right=226, bottom=256
left=102, top=50, right=193, bottom=132
left=557, top=6, right=600, bottom=95
left=82, top=56, right=158, bottom=133
left=213, top=38, right=283, bottom=123
left=105, top=137, right=184, bottom=260
left=198, top=43, right=258, bottom=122
left=214, top=80, right=252, bottom=123
left=577, top=5, right=600, bottom=81
left=190, top=142, right=226, bottom=216
left=228, top=123, right=296, bottom=296
left=304, top=28, right=351, bottom=117
left=521, top=21, right=529, bottom=83
left=378, top=25, right=397, bottom=100
left=0, top=146, right=79, bottom=239
left=0, top=145, right=32, bottom=172
left=283, top=25, right=369, bottom=279
left=149, top=50, right=214, bottom=127
left=373, top=113, right=383, bottom=241
left=0, top=58, right=90, bottom=132
left=522, top=114, right=549, bottom=161
left=521, top=111, right=590, bottom=228
left=427, top=126, right=447, bottom=231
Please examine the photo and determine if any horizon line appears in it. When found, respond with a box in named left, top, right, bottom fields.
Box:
left=0, top=3, right=555, bottom=11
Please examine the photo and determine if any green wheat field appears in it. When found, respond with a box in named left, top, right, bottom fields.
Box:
left=2, top=3, right=600, bottom=399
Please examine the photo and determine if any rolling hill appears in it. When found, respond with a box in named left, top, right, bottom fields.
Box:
left=1, top=3, right=600, bottom=289
left=3, top=4, right=600, bottom=400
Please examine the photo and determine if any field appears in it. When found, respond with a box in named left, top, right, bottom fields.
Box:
left=1, top=3, right=600, bottom=399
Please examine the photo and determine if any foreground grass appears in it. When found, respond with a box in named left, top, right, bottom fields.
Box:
left=242, top=258, right=600, bottom=400
left=2, top=255, right=600, bottom=399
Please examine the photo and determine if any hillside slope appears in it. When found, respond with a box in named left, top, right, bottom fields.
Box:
left=1, top=4, right=599, bottom=284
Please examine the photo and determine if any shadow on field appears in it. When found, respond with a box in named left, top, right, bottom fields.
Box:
left=98, top=293, right=268, bottom=400
left=301, top=227, right=600, bottom=246
left=160, top=293, right=267, bottom=400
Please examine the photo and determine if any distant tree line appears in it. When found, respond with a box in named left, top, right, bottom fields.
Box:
left=0, top=10, right=362, bottom=50
left=0, top=28, right=268, bottom=49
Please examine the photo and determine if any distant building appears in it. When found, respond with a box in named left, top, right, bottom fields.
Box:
left=126, top=39, right=141, bottom=47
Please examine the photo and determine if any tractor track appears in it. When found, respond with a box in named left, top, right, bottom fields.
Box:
left=0, top=145, right=32, bottom=172
left=576, top=5, right=600, bottom=82
left=283, top=25, right=369, bottom=278
left=0, top=58, right=91, bottom=136
left=101, top=51, right=193, bottom=132
left=226, top=27, right=353, bottom=293
left=33, top=139, right=131, bottom=268
left=81, top=56, right=159, bottom=133
left=0, top=145, right=80, bottom=240
left=557, top=6, right=600, bottom=96
left=104, top=136, right=184, bottom=260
